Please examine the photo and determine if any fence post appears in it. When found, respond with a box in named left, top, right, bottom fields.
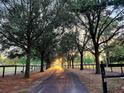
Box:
left=101, top=63, right=108, bottom=93
left=14, top=65, right=17, bottom=75
left=110, top=67, right=113, bottom=72
left=34, top=65, right=35, bottom=71
left=32, top=65, right=34, bottom=71
left=94, top=65, right=95, bottom=69
left=23, top=65, right=24, bottom=72
left=2, top=66, right=5, bottom=78
left=121, top=66, right=123, bottom=74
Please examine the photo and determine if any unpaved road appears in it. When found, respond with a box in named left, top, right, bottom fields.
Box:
left=28, top=70, right=89, bottom=93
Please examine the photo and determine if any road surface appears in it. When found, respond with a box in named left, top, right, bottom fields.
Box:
left=28, top=69, right=89, bottom=93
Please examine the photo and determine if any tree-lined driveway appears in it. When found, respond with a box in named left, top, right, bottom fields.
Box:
left=28, top=69, right=89, bottom=93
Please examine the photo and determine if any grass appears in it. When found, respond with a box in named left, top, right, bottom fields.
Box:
left=72, top=69, right=124, bottom=93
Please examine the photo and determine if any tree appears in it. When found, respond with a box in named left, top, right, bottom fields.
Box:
left=59, top=31, right=77, bottom=68
left=0, top=0, right=71, bottom=78
left=33, top=0, right=74, bottom=71
left=34, top=30, right=59, bottom=72
left=107, top=33, right=124, bottom=63
left=69, top=0, right=124, bottom=74
left=0, top=0, right=42, bottom=78
left=75, top=26, right=90, bottom=70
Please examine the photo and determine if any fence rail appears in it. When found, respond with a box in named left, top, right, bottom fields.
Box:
left=63, top=64, right=96, bottom=69
left=0, top=65, right=40, bottom=78
left=101, top=63, right=124, bottom=93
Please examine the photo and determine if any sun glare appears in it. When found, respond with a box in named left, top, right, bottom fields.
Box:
left=48, top=57, right=64, bottom=73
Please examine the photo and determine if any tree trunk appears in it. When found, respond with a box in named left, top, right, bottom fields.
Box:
left=69, top=61, right=71, bottom=68
left=46, top=62, right=50, bottom=69
left=94, top=46, right=101, bottom=74
left=80, top=52, right=84, bottom=70
left=46, top=58, right=51, bottom=69
left=67, top=61, right=69, bottom=68
left=72, top=58, right=74, bottom=69
left=106, top=50, right=110, bottom=64
left=24, top=50, right=31, bottom=78
left=40, top=52, right=44, bottom=72
left=62, top=62, right=64, bottom=68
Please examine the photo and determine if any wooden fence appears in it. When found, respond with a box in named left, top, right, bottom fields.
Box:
left=101, top=64, right=124, bottom=93
left=63, top=64, right=96, bottom=69
left=0, top=65, right=40, bottom=78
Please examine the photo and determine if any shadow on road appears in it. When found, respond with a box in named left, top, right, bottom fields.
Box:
left=28, top=69, right=89, bottom=93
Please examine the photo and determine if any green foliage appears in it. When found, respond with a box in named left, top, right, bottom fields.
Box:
left=70, top=0, right=99, bottom=9
left=74, top=54, right=95, bottom=64
left=84, top=55, right=95, bottom=64
left=60, top=32, right=77, bottom=54
left=59, top=31, right=78, bottom=62
left=34, top=30, right=59, bottom=61
left=17, top=57, right=26, bottom=64
left=109, top=45, right=124, bottom=63
left=30, top=58, right=40, bottom=65
left=111, top=45, right=124, bottom=57
left=110, top=56, right=124, bottom=63
left=17, top=57, right=40, bottom=65
left=0, top=55, right=18, bottom=65
left=74, top=55, right=80, bottom=63
left=108, top=0, right=124, bottom=6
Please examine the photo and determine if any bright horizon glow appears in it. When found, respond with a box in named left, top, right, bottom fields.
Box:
left=48, top=56, right=64, bottom=73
